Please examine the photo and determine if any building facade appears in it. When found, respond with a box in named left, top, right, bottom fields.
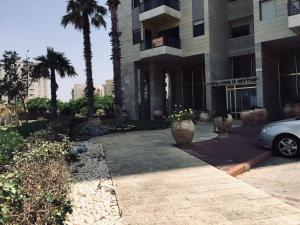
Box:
left=0, top=61, right=48, bottom=102
left=103, top=79, right=114, bottom=96
left=119, top=0, right=300, bottom=120
left=71, top=84, right=103, bottom=100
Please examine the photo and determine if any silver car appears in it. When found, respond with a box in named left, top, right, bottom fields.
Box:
left=259, top=118, right=300, bottom=157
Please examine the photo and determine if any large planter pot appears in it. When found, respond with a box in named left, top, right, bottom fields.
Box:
left=283, top=104, right=293, bottom=118
left=254, top=108, right=268, bottom=122
left=122, top=110, right=129, bottom=121
left=88, top=118, right=102, bottom=129
left=214, top=114, right=233, bottom=134
left=153, top=107, right=164, bottom=120
left=240, top=110, right=256, bottom=126
left=199, top=111, right=210, bottom=122
left=171, top=119, right=195, bottom=145
left=293, top=103, right=300, bottom=117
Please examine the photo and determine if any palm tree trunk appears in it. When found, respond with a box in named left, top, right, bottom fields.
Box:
left=50, top=68, right=58, bottom=119
left=83, top=14, right=95, bottom=118
left=109, top=0, right=123, bottom=126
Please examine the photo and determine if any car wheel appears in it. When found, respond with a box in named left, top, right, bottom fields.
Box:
left=273, top=135, right=299, bottom=157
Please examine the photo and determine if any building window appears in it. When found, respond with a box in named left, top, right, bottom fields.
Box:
left=132, top=29, right=141, bottom=45
left=193, top=19, right=205, bottom=37
left=260, top=0, right=276, bottom=20
left=132, top=0, right=140, bottom=9
left=231, top=25, right=250, bottom=38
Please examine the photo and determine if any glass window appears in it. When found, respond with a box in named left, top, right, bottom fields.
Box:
left=279, top=49, right=296, bottom=75
left=232, top=54, right=254, bottom=78
left=132, top=0, right=140, bottom=8
left=281, top=75, right=298, bottom=104
left=132, top=29, right=141, bottom=45
left=260, top=0, right=276, bottom=20
left=193, top=19, right=205, bottom=37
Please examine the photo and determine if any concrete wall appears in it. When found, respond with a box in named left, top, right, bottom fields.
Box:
left=254, top=0, right=297, bottom=43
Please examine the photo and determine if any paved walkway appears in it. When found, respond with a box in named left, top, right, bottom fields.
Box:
left=92, top=123, right=300, bottom=225
left=182, top=125, right=271, bottom=173
left=239, top=156, right=300, bottom=210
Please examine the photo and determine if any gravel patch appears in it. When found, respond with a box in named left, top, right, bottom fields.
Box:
left=66, top=142, right=122, bottom=225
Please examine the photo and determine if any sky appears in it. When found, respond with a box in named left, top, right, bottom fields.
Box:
left=0, top=0, right=112, bottom=101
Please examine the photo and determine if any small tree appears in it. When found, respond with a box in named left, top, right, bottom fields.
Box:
left=32, top=48, right=77, bottom=119
left=0, top=51, right=36, bottom=124
left=62, top=0, right=107, bottom=118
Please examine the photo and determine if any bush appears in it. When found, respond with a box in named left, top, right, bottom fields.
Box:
left=1, top=130, right=72, bottom=225
left=59, top=103, right=73, bottom=116
left=69, top=96, right=114, bottom=117
left=13, top=120, right=49, bottom=137
left=26, top=98, right=50, bottom=114
left=0, top=131, right=23, bottom=166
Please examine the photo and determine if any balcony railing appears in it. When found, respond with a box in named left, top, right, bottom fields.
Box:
left=288, top=0, right=300, bottom=16
left=228, top=34, right=255, bottom=57
left=140, top=0, right=180, bottom=13
left=227, top=0, right=253, bottom=21
left=140, top=36, right=181, bottom=51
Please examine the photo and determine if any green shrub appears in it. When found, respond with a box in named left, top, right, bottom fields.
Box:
left=0, top=173, right=29, bottom=224
left=59, top=102, right=73, bottom=116
left=70, top=96, right=114, bottom=117
left=26, top=98, right=50, bottom=114
left=0, top=131, right=23, bottom=166
left=13, top=120, right=49, bottom=137
left=2, top=130, right=72, bottom=225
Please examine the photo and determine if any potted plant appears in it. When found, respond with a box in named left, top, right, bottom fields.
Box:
left=170, top=107, right=195, bottom=145
left=199, top=109, right=210, bottom=122
left=153, top=106, right=164, bottom=120
left=254, top=106, right=268, bottom=122
left=240, top=109, right=256, bottom=126
left=214, top=110, right=233, bottom=134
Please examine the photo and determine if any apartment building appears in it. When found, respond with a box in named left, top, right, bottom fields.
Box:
left=71, top=84, right=103, bottom=100
left=119, top=0, right=300, bottom=120
left=0, top=61, right=48, bottom=102
left=103, top=79, right=114, bottom=96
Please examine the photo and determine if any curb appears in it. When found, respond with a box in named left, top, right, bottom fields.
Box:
left=227, top=151, right=273, bottom=177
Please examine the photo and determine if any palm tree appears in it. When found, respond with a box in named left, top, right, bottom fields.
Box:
left=107, top=0, right=123, bottom=126
left=33, top=47, right=77, bottom=118
left=62, top=0, right=107, bottom=118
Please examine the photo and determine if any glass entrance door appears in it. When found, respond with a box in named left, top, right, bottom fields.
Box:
left=226, top=85, right=257, bottom=118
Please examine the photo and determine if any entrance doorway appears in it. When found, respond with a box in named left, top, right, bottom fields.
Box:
left=226, top=85, right=257, bottom=118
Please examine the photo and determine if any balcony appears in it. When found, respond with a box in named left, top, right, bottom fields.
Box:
left=228, top=34, right=255, bottom=57
left=227, top=0, right=253, bottom=21
left=140, top=36, right=182, bottom=59
left=288, top=0, right=300, bottom=34
left=139, top=0, right=181, bottom=24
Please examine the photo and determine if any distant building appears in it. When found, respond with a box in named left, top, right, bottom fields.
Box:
left=103, top=80, right=114, bottom=96
left=0, top=61, right=48, bottom=102
left=71, top=84, right=103, bottom=100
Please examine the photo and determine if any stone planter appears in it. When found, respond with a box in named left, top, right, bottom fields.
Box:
left=254, top=108, right=268, bottom=122
left=293, top=103, right=300, bottom=117
left=122, top=110, right=129, bottom=121
left=153, top=106, right=164, bottom=120
left=87, top=118, right=102, bottom=129
left=283, top=103, right=293, bottom=118
left=214, top=114, right=233, bottom=134
left=240, top=110, right=256, bottom=126
left=171, top=119, right=195, bottom=145
left=199, top=111, right=210, bottom=122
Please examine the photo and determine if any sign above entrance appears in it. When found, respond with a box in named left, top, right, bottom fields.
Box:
left=210, top=77, right=258, bottom=87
